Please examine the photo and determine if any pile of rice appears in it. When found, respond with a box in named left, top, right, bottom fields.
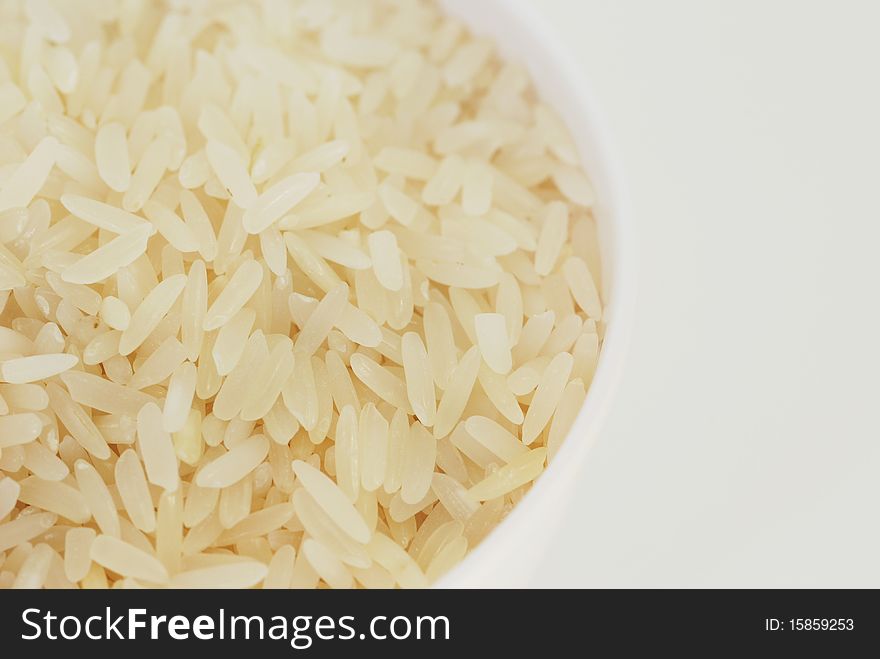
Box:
left=0, top=0, right=603, bottom=589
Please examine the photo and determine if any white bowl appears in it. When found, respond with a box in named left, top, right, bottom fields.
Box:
left=436, top=0, right=636, bottom=587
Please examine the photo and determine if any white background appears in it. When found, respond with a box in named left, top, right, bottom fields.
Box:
left=527, top=0, right=880, bottom=586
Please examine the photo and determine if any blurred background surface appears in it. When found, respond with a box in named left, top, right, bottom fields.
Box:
left=528, top=0, right=880, bottom=586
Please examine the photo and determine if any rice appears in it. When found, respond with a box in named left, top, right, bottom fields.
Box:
left=128, top=336, right=186, bottom=390
left=468, top=448, right=548, bottom=501
left=264, top=544, right=297, bottom=589
left=12, top=542, right=53, bottom=588
left=60, top=370, right=154, bottom=417
left=401, top=332, right=436, bottom=426
left=359, top=403, right=389, bottom=493
left=162, top=361, right=197, bottom=433
left=61, top=228, right=149, bottom=286
left=63, top=527, right=95, bottom=583
left=136, top=403, right=179, bottom=493
left=0, top=136, right=58, bottom=213
left=74, top=460, right=120, bottom=538
left=294, top=284, right=349, bottom=356
left=219, top=474, right=253, bottom=529
left=0, top=413, right=42, bottom=446
left=1, top=353, right=78, bottom=384
left=292, top=487, right=371, bottom=569
left=142, top=201, right=200, bottom=254
left=292, top=460, right=371, bottom=545
left=464, top=415, right=529, bottom=463
left=90, top=534, right=169, bottom=584
left=45, top=382, right=111, bottom=459
left=115, top=449, right=156, bottom=533
left=367, top=230, right=404, bottom=291
left=0, top=512, right=57, bottom=553
left=0, top=477, right=22, bottom=519
left=171, top=561, right=268, bottom=589
left=203, top=260, right=263, bottom=331
left=119, top=274, right=187, bottom=355
left=60, top=195, right=151, bottom=235
left=243, top=173, right=321, bottom=235
left=196, top=435, right=270, bottom=489
left=302, top=538, right=353, bottom=590
left=205, top=141, right=258, bottom=210
left=18, top=476, right=90, bottom=523
left=434, top=346, right=481, bottom=439
left=474, top=312, right=513, bottom=375
left=0, top=0, right=604, bottom=589
left=534, top=201, right=569, bottom=276
left=401, top=422, right=438, bottom=505
left=522, top=352, right=575, bottom=445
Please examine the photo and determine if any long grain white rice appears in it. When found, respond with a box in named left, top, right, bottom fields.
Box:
left=74, top=459, right=120, bottom=538
left=264, top=545, right=296, bottom=589
left=162, top=360, right=197, bottom=433
left=119, top=274, right=186, bottom=355
left=433, top=346, right=481, bottom=439
left=335, top=405, right=360, bottom=502
left=218, top=474, right=253, bottom=529
left=280, top=345, right=317, bottom=429
left=522, top=352, right=574, bottom=445
left=94, top=123, right=131, bottom=193
left=136, top=403, right=179, bottom=492
left=143, top=201, right=200, bottom=253
left=464, top=415, right=528, bottom=463
left=59, top=370, right=154, bottom=416
left=0, top=413, right=43, bottom=446
left=401, top=422, right=438, bottom=505
left=350, top=352, right=412, bottom=412
left=401, top=332, right=436, bottom=426
left=205, top=141, right=258, bottom=210
left=196, top=435, right=270, bottom=489
left=181, top=260, right=207, bottom=360
left=534, top=201, right=569, bottom=276
left=562, top=255, right=603, bottom=320
left=301, top=537, right=353, bottom=589
left=18, top=476, right=90, bottom=523
left=128, top=336, right=186, bottom=390
left=462, top=159, right=494, bottom=216
left=243, top=173, right=321, bottom=234
left=359, top=403, right=389, bottom=493
left=0, top=136, right=59, bottom=213
left=0, top=512, right=57, bottom=553
left=63, top=527, right=96, bottom=583
left=292, top=460, right=371, bottom=544
left=12, top=542, right=53, bottom=588
left=432, top=472, right=479, bottom=522
left=0, top=477, right=21, bottom=518
left=474, top=312, right=513, bottom=375
left=0, top=0, right=603, bottom=589
left=295, top=284, right=348, bottom=356
left=203, top=259, right=263, bottom=331
left=170, top=561, right=268, bottom=589
left=1, top=353, right=78, bottom=383
left=61, top=194, right=152, bottom=234
left=45, top=382, right=111, bottom=459
left=115, top=449, right=157, bottom=533
left=179, top=190, right=218, bottom=260
left=61, top=225, right=153, bottom=285
left=367, top=230, right=404, bottom=291
left=291, top=487, right=371, bottom=569
left=90, top=534, right=169, bottom=584
left=422, top=154, right=465, bottom=206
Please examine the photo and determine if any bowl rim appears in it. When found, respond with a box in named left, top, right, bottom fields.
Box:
left=435, top=0, right=637, bottom=587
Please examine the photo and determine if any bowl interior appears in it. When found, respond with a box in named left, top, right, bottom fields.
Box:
left=435, top=0, right=634, bottom=586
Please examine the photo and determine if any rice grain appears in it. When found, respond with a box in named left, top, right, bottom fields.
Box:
left=0, top=0, right=603, bottom=588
